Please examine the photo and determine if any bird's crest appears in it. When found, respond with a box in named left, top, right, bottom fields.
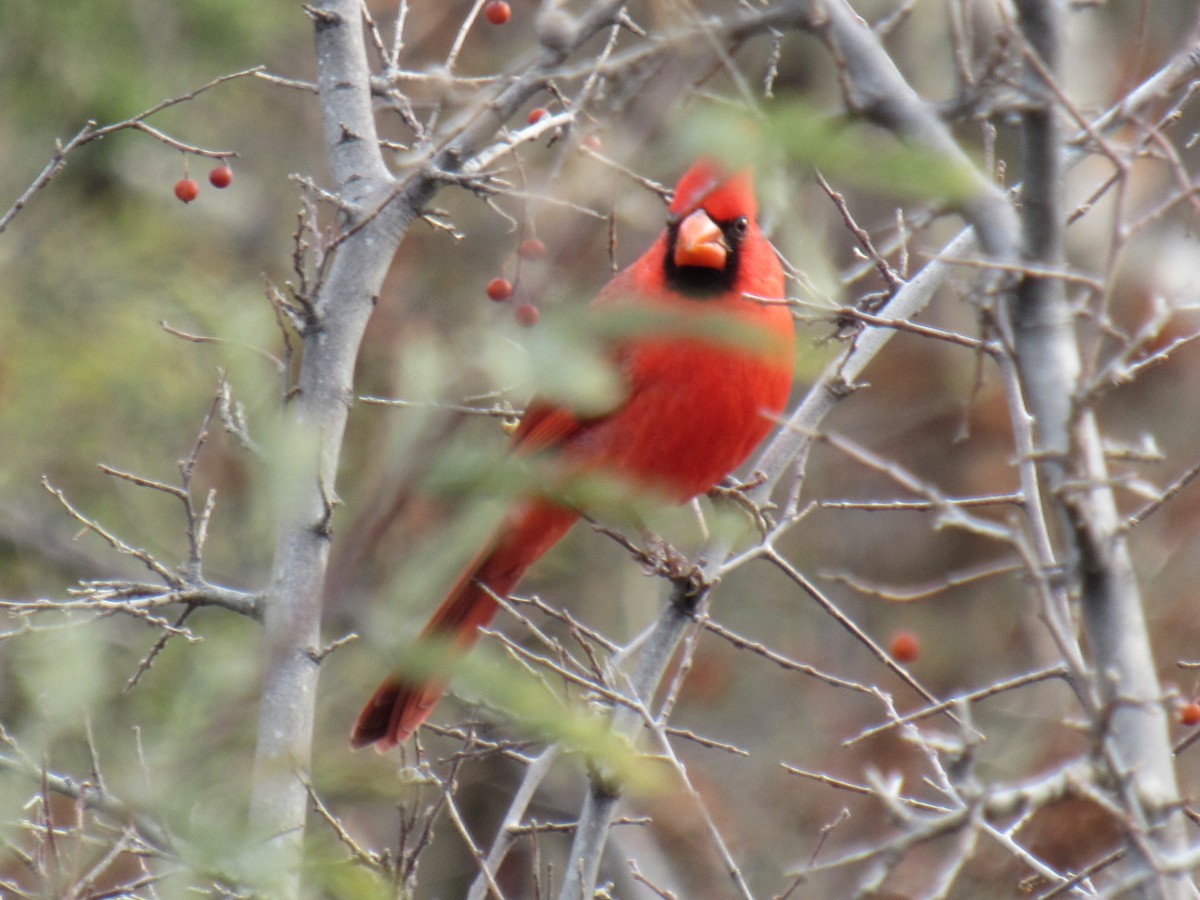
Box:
left=669, top=159, right=757, bottom=223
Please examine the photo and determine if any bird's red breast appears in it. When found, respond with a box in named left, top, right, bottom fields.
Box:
left=521, top=158, right=794, bottom=501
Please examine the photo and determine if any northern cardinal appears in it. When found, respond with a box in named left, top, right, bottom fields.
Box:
left=352, top=160, right=794, bottom=750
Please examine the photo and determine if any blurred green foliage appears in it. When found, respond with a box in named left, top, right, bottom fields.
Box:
left=684, top=100, right=982, bottom=204
left=0, top=1, right=313, bottom=893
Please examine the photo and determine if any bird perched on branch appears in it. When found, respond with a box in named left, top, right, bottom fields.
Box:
left=352, top=159, right=795, bottom=750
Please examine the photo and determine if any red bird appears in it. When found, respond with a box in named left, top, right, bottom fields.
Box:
left=352, top=160, right=795, bottom=750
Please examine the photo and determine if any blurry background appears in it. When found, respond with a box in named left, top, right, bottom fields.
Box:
left=2, top=0, right=1200, bottom=897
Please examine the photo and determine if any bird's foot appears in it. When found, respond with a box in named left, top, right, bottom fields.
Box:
left=642, top=534, right=706, bottom=596
left=707, top=471, right=776, bottom=536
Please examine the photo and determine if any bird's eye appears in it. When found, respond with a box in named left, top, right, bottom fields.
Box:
left=730, top=216, right=750, bottom=238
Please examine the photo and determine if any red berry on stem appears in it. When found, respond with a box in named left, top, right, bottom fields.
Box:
left=209, top=165, right=233, bottom=188
left=174, top=178, right=199, bottom=204
left=528, top=108, right=548, bottom=125
left=889, top=630, right=920, bottom=663
left=519, top=237, right=547, bottom=261
left=1180, top=701, right=1200, bottom=726
left=582, top=134, right=602, bottom=152
left=484, top=1, right=511, bottom=25
left=486, top=277, right=513, bottom=302
left=514, top=302, right=539, bottom=327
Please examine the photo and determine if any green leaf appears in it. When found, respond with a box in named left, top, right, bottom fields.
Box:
left=394, top=639, right=668, bottom=796
left=681, top=101, right=982, bottom=204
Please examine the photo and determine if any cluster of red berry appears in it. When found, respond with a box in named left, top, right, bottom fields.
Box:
left=174, top=165, right=234, bottom=204
left=487, top=237, right=545, bottom=326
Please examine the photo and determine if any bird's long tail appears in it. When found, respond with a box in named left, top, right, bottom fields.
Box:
left=351, top=499, right=579, bottom=750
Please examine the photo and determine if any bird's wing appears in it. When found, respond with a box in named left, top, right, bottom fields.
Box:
left=512, top=269, right=644, bottom=457
left=511, top=402, right=587, bottom=455
left=512, top=343, right=639, bottom=457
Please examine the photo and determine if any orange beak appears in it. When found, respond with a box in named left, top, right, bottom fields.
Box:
left=674, top=209, right=728, bottom=270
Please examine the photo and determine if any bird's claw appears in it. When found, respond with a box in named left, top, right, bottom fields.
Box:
left=642, top=534, right=706, bottom=596
left=707, top=471, right=776, bottom=536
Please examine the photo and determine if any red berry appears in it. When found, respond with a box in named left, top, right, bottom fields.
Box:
left=174, top=178, right=199, bottom=204
left=582, top=134, right=602, bottom=152
left=514, top=302, right=539, bottom=327
left=889, top=630, right=920, bottom=664
left=1180, top=701, right=1200, bottom=726
left=484, top=1, right=511, bottom=24
left=486, top=277, right=513, bottom=302
left=519, top=237, right=547, bottom=261
left=209, top=165, right=233, bottom=188
left=528, top=107, right=549, bottom=125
